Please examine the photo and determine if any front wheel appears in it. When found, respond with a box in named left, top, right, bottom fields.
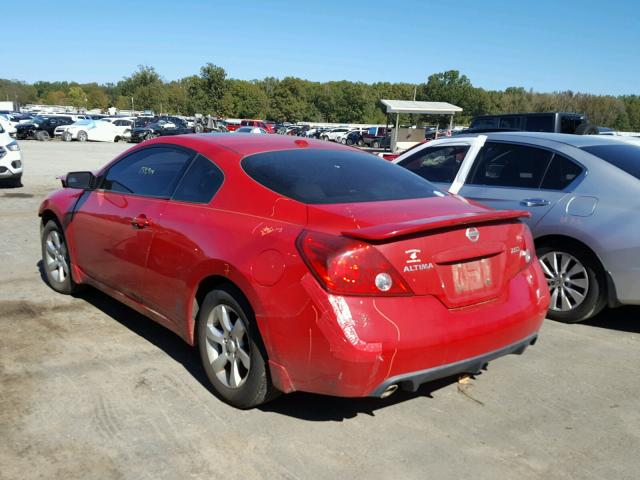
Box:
left=197, top=288, right=279, bottom=409
left=537, top=244, right=606, bottom=323
left=41, top=220, right=80, bottom=295
left=372, top=140, right=380, bottom=148
left=62, top=131, right=73, bottom=142
left=77, top=131, right=88, bottom=142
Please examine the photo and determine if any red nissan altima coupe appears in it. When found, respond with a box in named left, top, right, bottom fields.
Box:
left=39, top=134, right=549, bottom=408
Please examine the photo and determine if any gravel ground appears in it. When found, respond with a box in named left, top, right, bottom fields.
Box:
left=1, top=140, right=639, bottom=480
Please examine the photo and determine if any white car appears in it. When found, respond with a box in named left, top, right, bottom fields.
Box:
left=320, top=127, right=350, bottom=142
left=235, top=126, right=267, bottom=134
left=60, top=119, right=130, bottom=142
left=0, top=123, right=23, bottom=186
left=335, top=127, right=368, bottom=145
left=0, top=115, right=17, bottom=136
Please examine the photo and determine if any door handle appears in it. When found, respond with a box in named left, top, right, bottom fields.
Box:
left=520, top=198, right=550, bottom=207
left=130, top=214, right=150, bottom=229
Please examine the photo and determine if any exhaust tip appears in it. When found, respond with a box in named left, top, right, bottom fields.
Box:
left=380, top=384, right=398, bottom=398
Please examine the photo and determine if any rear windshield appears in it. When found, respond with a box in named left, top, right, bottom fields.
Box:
left=242, top=148, right=439, bottom=204
left=581, top=144, right=640, bottom=180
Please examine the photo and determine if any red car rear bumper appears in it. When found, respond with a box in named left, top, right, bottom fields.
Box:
left=262, top=260, right=549, bottom=398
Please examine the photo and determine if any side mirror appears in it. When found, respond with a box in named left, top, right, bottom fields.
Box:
left=64, top=171, right=95, bottom=190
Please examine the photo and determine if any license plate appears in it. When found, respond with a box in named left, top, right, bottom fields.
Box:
left=451, top=258, right=492, bottom=294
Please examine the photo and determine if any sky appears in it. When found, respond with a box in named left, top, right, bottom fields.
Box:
left=3, top=0, right=639, bottom=95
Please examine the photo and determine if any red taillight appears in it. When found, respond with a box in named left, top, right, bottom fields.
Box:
left=296, top=230, right=412, bottom=296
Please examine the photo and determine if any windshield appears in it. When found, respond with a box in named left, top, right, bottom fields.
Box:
left=242, top=149, right=439, bottom=204
left=73, top=120, right=95, bottom=126
left=581, top=144, right=640, bottom=180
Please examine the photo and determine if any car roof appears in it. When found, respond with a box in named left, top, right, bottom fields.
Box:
left=454, top=131, right=637, bottom=148
left=144, top=132, right=352, bottom=157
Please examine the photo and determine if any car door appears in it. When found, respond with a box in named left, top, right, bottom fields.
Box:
left=142, top=154, right=225, bottom=321
left=456, top=141, right=569, bottom=228
left=70, top=145, right=195, bottom=303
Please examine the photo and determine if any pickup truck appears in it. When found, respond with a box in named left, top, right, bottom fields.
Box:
left=467, top=112, right=598, bottom=135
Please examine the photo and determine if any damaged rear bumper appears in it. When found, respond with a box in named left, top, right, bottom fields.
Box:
left=369, top=333, right=538, bottom=397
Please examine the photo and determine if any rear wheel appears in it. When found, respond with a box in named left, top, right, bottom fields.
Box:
left=537, top=243, right=606, bottom=323
left=36, top=131, right=50, bottom=141
left=346, top=138, right=354, bottom=146
left=372, top=140, right=380, bottom=148
left=62, top=131, right=73, bottom=142
left=197, top=288, right=279, bottom=409
left=41, top=220, right=80, bottom=295
left=357, top=139, right=364, bottom=146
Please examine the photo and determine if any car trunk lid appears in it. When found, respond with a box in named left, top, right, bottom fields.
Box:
left=307, top=197, right=530, bottom=308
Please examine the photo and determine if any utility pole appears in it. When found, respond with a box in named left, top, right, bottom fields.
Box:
left=413, top=85, right=417, bottom=101
left=131, top=97, right=134, bottom=114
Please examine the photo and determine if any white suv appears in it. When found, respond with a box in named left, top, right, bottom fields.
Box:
left=320, top=127, right=350, bottom=142
left=0, top=123, right=23, bottom=186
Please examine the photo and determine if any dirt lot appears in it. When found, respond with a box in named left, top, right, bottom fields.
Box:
left=1, top=140, right=639, bottom=480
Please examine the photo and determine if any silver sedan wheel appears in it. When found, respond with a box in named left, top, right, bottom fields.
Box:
left=539, top=251, right=589, bottom=312
left=45, top=230, right=69, bottom=283
left=204, top=304, right=251, bottom=389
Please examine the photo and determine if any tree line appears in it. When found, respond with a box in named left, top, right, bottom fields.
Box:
left=1, top=65, right=639, bottom=130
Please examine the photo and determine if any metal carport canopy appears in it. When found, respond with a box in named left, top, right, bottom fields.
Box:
left=380, top=99, right=462, bottom=115
left=381, top=100, right=463, bottom=151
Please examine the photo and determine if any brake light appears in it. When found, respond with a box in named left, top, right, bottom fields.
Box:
left=296, top=230, right=412, bottom=296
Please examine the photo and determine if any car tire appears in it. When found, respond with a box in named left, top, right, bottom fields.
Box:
left=62, top=131, right=73, bottom=142
left=194, top=124, right=204, bottom=133
left=145, top=132, right=157, bottom=141
left=36, top=131, right=50, bottom=141
left=77, top=131, right=88, bottom=142
left=536, top=242, right=607, bottom=323
left=340, top=138, right=347, bottom=145
left=346, top=139, right=354, bottom=146
left=320, top=135, right=328, bottom=141
left=114, top=136, right=121, bottom=142
left=41, top=220, right=81, bottom=295
left=357, top=139, right=364, bottom=146
left=372, top=140, right=380, bottom=148
left=197, top=287, right=279, bottom=409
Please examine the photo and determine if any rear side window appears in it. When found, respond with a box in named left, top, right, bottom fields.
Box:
left=242, top=149, right=438, bottom=204
left=468, top=142, right=553, bottom=188
left=172, top=154, right=224, bottom=203
left=398, top=145, right=469, bottom=183
left=581, top=144, right=640, bottom=180
left=102, top=146, right=194, bottom=198
left=560, top=116, right=584, bottom=134
left=525, top=115, right=554, bottom=132
left=540, top=154, right=583, bottom=190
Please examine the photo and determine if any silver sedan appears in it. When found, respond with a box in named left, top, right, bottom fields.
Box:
left=395, top=132, right=640, bottom=323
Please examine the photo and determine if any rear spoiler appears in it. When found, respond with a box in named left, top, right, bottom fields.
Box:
left=342, top=210, right=530, bottom=241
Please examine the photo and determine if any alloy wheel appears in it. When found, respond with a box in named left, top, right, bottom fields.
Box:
left=44, top=230, right=69, bottom=283
left=539, top=251, right=589, bottom=312
left=204, top=304, right=251, bottom=388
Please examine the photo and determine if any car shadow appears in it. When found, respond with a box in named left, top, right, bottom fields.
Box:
left=258, top=376, right=459, bottom=421
left=581, top=306, right=640, bottom=334
left=36, top=261, right=461, bottom=420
